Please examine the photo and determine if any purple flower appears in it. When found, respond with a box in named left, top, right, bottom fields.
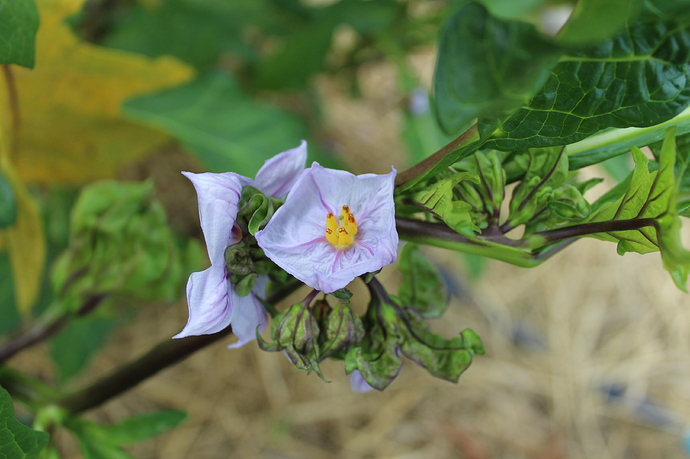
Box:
left=175, top=142, right=307, bottom=347
left=349, top=370, right=375, bottom=393
left=255, top=163, right=398, bottom=293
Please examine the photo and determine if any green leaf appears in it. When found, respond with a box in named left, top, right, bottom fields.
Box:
left=66, top=410, right=185, bottom=459
left=123, top=72, right=308, bottom=177
left=102, top=0, right=277, bottom=69
left=50, top=315, right=117, bottom=384
left=344, top=343, right=402, bottom=391
left=95, top=410, right=186, bottom=445
left=0, top=171, right=16, bottom=228
left=256, top=21, right=334, bottom=90
left=566, top=104, right=690, bottom=171
left=485, top=19, right=690, bottom=151
left=433, top=2, right=562, bottom=135
left=411, top=172, right=480, bottom=236
left=556, top=0, right=642, bottom=45
left=586, top=128, right=690, bottom=290
left=454, top=151, right=506, bottom=228
left=0, top=0, right=39, bottom=68
left=398, top=244, right=448, bottom=319
left=0, top=385, right=48, bottom=459
left=0, top=254, right=21, bottom=336
left=400, top=328, right=480, bottom=383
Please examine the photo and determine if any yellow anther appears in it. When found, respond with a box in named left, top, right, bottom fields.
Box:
left=325, top=228, right=339, bottom=246
left=326, top=205, right=358, bottom=248
left=345, top=212, right=358, bottom=236
left=326, top=212, right=338, bottom=232
left=337, top=227, right=352, bottom=246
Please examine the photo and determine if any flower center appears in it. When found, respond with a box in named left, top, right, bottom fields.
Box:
left=325, top=205, right=358, bottom=249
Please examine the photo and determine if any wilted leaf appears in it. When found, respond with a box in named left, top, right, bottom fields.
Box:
left=0, top=149, right=45, bottom=315
left=3, top=0, right=194, bottom=184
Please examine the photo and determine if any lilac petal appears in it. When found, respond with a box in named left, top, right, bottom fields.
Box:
left=227, top=276, right=269, bottom=348
left=256, top=163, right=398, bottom=293
left=349, top=370, right=375, bottom=393
left=252, top=141, right=308, bottom=198
left=182, top=171, right=243, bottom=267
left=174, top=266, right=232, bottom=338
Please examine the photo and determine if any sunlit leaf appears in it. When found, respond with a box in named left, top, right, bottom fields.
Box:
left=2, top=0, right=194, bottom=184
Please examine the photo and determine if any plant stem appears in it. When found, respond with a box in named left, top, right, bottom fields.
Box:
left=0, top=295, right=107, bottom=364
left=54, top=286, right=297, bottom=414
left=56, top=329, right=233, bottom=414
left=533, top=218, right=657, bottom=243
left=395, top=124, right=480, bottom=188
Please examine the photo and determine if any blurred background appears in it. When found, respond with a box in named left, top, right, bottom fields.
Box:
left=4, top=0, right=690, bottom=457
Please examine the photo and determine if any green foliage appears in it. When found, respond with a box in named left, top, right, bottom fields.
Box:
left=50, top=315, right=117, bottom=384
left=398, top=244, right=448, bottom=319
left=102, top=0, right=278, bottom=69
left=0, top=0, right=39, bottom=68
left=485, top=16, right=690, bottom=151
left=411, top=172, right=480, bottom=236
left=556, top=0, right=642, bottom=45
left=586, top=129, right=690, bottom=290
left=454, top=151, right=506, bottom=229
left=433, top=2, right=561, bottom=136
left=0, top=172, right=16, bottom=228
left=51, top=181, right=184, bottom=312
left=65, top=410, right=186, bottom=459
left=0, top=385, right=48, bottom=458
left=0, top=254, right=21, bottom=336
left=123, top=72, right=308, bottom=177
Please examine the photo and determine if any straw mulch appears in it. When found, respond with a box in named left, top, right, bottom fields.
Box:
left=11, top=57, right=690, bottom=459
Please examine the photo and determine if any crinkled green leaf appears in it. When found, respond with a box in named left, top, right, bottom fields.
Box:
left=485, top=18, right=690, bottom=151
left=412, top=173, right=480, bottom=236
left=434, top=2, right=562, bottom=135
left=0, top=385, right=48, bottom=459
left=586, top=128, right=690, bottom=290
left=454, top=151, right=506, bottom=228
left=556, top=0, right=642, bottom=45
left=398, top=244, right=447, bottom=319
left=400, top=329, right=480, bottom=383
left=344, top=343, right=402, bottom=391
left=51, top=181, right=183, bottom=312
left=0, top=0, right=39, bottom=68
left=320, top=302, right=364, bottom=359
left=123, top=72, right=308, bottom=177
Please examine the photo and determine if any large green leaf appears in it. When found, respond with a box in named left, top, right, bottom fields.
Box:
left=0, top=0, right=39, bottom=68
left=556, top=0, right=642, bottom=45
left=0, top=385, right=48, bottom=459
left=585, top=128, right=690, bottom=290
left=102, top=0, right=280, bottom=69
left=433, top=2, right=562, bottom=135
left=123, top=72, right=308, bottom=177
left=485, top=18, right=690, bottom=151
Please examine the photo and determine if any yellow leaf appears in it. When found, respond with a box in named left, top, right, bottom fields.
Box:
left=0, top=142, right=45, bottom=315
left=3, top=0, right=194, bottom=184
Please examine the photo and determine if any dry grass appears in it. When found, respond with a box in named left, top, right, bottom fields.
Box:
left=11, top=57, right=690, bottom=459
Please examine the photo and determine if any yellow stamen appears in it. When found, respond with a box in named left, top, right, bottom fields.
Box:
left=337, top=227, right=352, bottom=246
left=325, top=205, right=359, bottom=249
left=345, top=212, right=358, bottom=236
left=326, top=212, right=338, bottom=232
left=325, top=227, right=339, bottom=246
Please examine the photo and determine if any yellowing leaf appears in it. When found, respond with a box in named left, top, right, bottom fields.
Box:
left=0, top=142, right=45, bottom=314
left=3, top=0, right=194, bottom=184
